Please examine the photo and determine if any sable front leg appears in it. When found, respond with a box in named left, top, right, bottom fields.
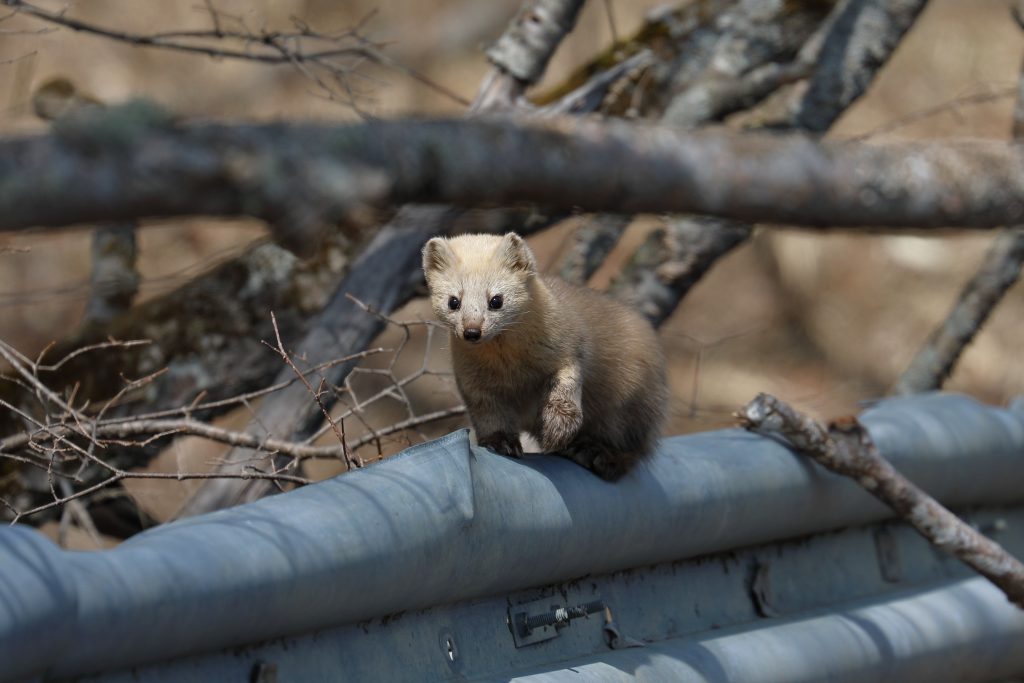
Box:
left=477, top=431, right=524, bottom=459
left=465, top=391, right=523, bottom=458
left=540, top=362, right=584, bottom=452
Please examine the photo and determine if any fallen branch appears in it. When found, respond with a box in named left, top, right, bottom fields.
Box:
left=8, top=112, right=1024, bottom=237
left=738, top=393, right=1024, bottom=610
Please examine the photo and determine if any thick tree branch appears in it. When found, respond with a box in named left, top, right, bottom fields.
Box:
left=609, top=0, right=930, bottom=324
left=659, top=0, right=828, bottom=128
left=473, top=0, right=585, bottom=111
left=610, top=218, right=753, bottom=326
left=739, top=393, right=1024, bottom=610
left=557, top=0, right=829, bottom=285
left=486, top=0, right=585, bottom=84
left=82, top=224, right=138, bottom=330
left=558, top=214, right=629, bottom=285
left=5, top=113, right=1024, bottom=236
left=790, top=0, right=930, bottom=132
left=556, top=0, right=841, bottom=283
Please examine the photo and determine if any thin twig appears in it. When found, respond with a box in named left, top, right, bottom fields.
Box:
left=11, top=467, right=309, bottom=524
left=266, top=312, right=358, bottom=470
left=3, top=0, right=467, bottom=107
left=850, top=89, right=1017, bottom=142
left=36, top=338, right=151, bottom=372
left=88, top=346, right=389, bottom=425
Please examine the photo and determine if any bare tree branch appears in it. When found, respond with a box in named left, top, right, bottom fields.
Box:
left=7, top=113, right=1024, bottom=236
left=486, top=0, right=585, bottom=84
left=558, top=214, right=629, bottom=285
left=3, top=0, right=467, bottom=108
left=11, top=467, right=310, bottom=525
left=0, top=309, right=465, bottom=525
left=893, top=227, right=1024, bottom=395
left=608, top=0, right=930, bottom=324
left=610, top=217, right=753, bottom=327
left=473, top=0, right=586, bottom=111
left=0, top=336, right=316, bottom=526
left=789, top=0, right=931, bottom=133
left=851, top=88, right=1017, bottom=142
left=81, top=224, right=139, bottom=330
left=0, top=332, right=397, bottom=525
left=893, top=5, right=1024, bottom=395
left=739, top=393, right=1024, bottom=610
left=553, top=0, right=827, bottom=285
left=265, top=312, right=358, bottom=470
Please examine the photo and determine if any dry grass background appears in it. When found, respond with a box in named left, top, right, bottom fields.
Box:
left=1, top=0, right=1022, bottom=533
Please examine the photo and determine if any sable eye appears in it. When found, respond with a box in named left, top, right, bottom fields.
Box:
left=448, top=296, right=461, bottom=311
left=488, top=294, right=503, bottom=310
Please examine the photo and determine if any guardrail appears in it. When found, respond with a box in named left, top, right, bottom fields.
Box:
left=2, top=393, right=1023, bottom=682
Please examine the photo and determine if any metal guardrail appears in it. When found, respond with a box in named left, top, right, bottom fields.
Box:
left=2, top=393, right=1024, bottom=681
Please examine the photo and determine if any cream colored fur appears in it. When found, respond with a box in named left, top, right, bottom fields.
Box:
left=422, top=232, right=667, bottom=480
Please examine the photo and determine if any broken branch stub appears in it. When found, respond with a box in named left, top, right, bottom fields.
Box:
left=739, top=393, right=1024, bottom=611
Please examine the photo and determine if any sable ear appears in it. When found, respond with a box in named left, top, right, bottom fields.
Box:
left=497, top=232, right=536, bottom=274
left=422, top=238, right=454, bottom=279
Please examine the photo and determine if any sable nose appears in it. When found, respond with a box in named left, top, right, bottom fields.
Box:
left=463, top=327, right=481, bottom=341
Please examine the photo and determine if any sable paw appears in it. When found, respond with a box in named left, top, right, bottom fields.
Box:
left=478, top=432, right=524, bottom=459
left=540, top=397, right=583, bottom=452
left=589, top=451, right=630, bottom=482
left=561, top=439, right=637, bottom=482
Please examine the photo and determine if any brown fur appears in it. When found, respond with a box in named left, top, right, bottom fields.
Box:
left=422, top=233, right=668, bottom=480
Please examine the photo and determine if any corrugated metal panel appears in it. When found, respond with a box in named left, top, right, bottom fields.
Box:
left=1, top=393, right=1022, bottom=681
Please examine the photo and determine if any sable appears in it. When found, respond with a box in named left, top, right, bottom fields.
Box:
left=423, top=233, right=668, bottom=481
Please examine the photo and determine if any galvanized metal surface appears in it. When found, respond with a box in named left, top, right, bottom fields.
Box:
left=74, top=506, right=1024, bottom=682
left=499, top=577, right=1024, bottom=683
left=1, top=393, right=1023, bottom=681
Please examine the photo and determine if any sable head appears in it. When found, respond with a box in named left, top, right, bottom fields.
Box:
left=422, top=232, right=537, bottom=344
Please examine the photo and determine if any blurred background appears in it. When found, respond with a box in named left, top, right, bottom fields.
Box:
left=1, top=0, right=1022, bottom=538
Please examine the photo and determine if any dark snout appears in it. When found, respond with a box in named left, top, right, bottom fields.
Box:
left=463, top=327, right=482, bottom=342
